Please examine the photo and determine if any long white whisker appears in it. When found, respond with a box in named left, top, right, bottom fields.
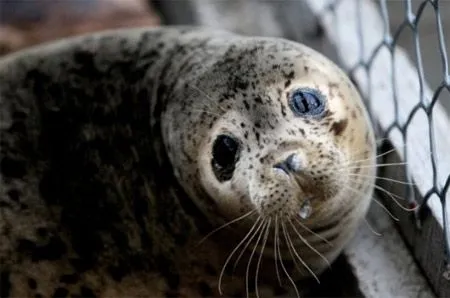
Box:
left=255, top=219, right=271, bottom=298
left=274, top=215, right=282, bottom=286
left=358, top=145, right=405, bottom=163
left=373, top=185, right=418, bottom=212
left=282, top=221, right=320, bottom=283
left=342, top=146, right=397, bottom=168
left=347, top=173, right=415, bottom=186
left=341, top=184, right=400, bottom=222
left=343, top=162, right=408, bottom=170
left=288, top=219, right=330, bottom=268
left=197, top=209, right=256, bottom=245
left=218, top=216, right=262, bottom=295
left=232, top=218, right=266, bottom=272
left=293, top=217, right=333, bottom=247
left=327, top=145, right=399, bottom=174
left=373, top=198, right=400, bottom=221
left=245, top=220, right=267, bottom=298
left=364, top=217, right=382, bottom=236
left=276, top=216, right=300, bottom=298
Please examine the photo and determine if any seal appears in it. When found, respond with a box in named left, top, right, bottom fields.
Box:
left=0, top=26, right=376, bottom=297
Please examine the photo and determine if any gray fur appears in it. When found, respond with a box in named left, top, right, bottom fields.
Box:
left=0, top=26, right=375, bottom=297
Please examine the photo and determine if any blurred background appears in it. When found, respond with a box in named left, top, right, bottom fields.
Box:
left=0, top=0, right=161, bottom=55
left=1, top=0, right=448, bottom=110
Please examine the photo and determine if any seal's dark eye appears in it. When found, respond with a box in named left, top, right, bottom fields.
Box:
left=289, top=88, right=326, bottom=117
left=211, top=134, right=240, bottom=182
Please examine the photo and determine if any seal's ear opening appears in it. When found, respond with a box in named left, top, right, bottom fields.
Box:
left=211, top=134, right=241, bottom=182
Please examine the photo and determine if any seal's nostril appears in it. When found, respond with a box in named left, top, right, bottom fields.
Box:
left=274, top=162, right=290, bottom=175
left=274, top=153, right=302, bottom=174
left=286, top=153, right=301, bottom=172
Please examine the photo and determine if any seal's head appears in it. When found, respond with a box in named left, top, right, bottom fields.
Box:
left=163, top=35, right=376, bottom=271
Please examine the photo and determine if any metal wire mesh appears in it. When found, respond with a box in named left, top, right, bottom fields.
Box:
left=317, top=0, right=450, bottom=269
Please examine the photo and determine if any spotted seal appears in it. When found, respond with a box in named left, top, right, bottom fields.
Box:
left=0, top=26, right=376, bottom=297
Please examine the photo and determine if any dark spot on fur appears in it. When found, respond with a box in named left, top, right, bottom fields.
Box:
left=0, top=271, right=11, bottom=297
left=330, top=119, right=348, bottom=136
left=52, top=287, right=69, bottom=298
left=204, top=264, right=217, bottom=275
left=255, top=131, right=261, bottom=143
left=243, top=100, right=250, bottom=110
left=107, top=265, right=127, bottom=282
left=284, top=80, right=291, bottom=88
left=69, top=258, right=91, bottom=273
left=156, top=255, right=180, bottom=295
left=284, top=71, right=295, bottom=79
left=59, top=274, right=79, bottom=284
left=17, top=236, right=67, bottom=261
left=6, top=189, right=20, bottom=202
left=198, top=281, right=213, bottom=296
left=273, top=284, right=288, bottom=296
left=36, top=227, right=48, bottom=238
left=1, top=157, right=27, bottom=178
left=254, top=96, right=263, bottom=104
left=236, top=80, right=249, bottom=90
left=79, top=286, right=96, bottom=298
left=28, top=277, right=37, bottom=290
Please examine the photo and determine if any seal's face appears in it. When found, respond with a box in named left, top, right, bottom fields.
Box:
left=196, top=46, right=375, bottom=234
left=163, top=39, right=376, bottom=269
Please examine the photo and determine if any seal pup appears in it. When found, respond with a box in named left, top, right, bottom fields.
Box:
left=0, top=26, right=376, bottom=297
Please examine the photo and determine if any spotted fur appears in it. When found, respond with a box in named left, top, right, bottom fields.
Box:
left=0, top=26, right=376, bottom=297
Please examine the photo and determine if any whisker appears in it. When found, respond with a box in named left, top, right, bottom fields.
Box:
left=232, top=218, right=266, bottom=272
left=288, top=219, right=330, bottom=268
left=343, top=162, right=408, bottom=170
left=372, top=198, right=400, bottom=221
left=374, top=185, right=418, bottom=212
left=331, top=145, right=399, bottom=174
left=293, top=217, right=333, bottom=247
left=274, top=215, right=282, bottom=286
left=275, top=216, right=300, bottom=298
left=282, top=221, right=320, bottom=283
left=218, top=216, right=263, bottom=295
left=342, top=184, right=400, bottom=221
left=254, top=219, right=272, bottom=298
left=246, top=220, right=267, bottom=298
left=347, top=173, right=415, bottom=186
left=364, top=217, right=383, bottom=236
left=342, top=146, right=398, bottom=168
left=197, top=209, right=256, bottom=246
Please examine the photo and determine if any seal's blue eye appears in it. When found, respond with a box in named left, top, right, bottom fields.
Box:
left=289, top=88, right=326, bottom=117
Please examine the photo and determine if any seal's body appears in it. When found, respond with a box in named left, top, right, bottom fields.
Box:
left=0, top=27, right=376, bottom=297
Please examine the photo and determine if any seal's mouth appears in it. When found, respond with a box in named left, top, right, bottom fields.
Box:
left=298, top=199, right=312, bottom=219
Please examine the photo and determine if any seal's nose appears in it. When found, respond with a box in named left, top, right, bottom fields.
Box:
left=274, top=153, right=302, bottom=174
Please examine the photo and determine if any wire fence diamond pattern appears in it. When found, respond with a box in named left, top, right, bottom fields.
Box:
left=317, top=0, right=450, bottom=273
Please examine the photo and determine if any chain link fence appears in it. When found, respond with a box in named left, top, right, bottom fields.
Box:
left=153, top=0, right=449, bottom=293
left=309, top=0, right=450, bottom=289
